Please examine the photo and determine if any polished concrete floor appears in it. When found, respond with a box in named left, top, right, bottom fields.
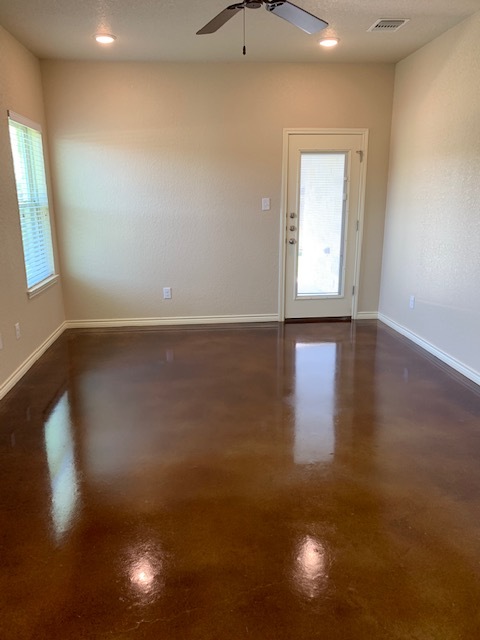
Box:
left=1, top=321, right=480, bottom=639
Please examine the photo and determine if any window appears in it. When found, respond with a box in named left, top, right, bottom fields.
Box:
left=297, top=152, right=347, bottom=297
left=8, top=111, right=57, bottom=295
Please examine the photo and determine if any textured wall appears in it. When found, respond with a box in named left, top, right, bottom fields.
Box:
left=380, top=12, right=480, bottom=377
left=41, top=61, right=394, bottom=322
left=0, top=26, right=64, bottom=394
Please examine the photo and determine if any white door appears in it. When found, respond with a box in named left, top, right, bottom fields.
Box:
left=284, top=132, right=365, bottom=319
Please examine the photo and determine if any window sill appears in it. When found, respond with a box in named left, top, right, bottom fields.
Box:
left=27, top=274, right=60, bottom=299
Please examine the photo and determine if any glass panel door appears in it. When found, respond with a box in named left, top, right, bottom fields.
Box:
left=297, top=152, right=347, bottom=298
left=284, top=132, right=364, bottom=320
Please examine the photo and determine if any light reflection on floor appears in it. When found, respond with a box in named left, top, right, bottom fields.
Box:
left=44, top=391, right=80, bottom=542
left=126, top=541, right=165, bottom=605
left=292, top=535, right=329, bottom=599
left=294, top=342, right=336, bottom=465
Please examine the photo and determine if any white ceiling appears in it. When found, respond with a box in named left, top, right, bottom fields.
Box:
left=0, top=0, right=478, bottom=64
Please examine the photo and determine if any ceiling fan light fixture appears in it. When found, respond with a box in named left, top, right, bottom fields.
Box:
left=94, top=33, right=117, bottom=44
left=319, top=37, right=338, bottom=47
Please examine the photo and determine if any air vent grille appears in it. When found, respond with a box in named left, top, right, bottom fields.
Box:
left=368, top=19, right=409, bottom=32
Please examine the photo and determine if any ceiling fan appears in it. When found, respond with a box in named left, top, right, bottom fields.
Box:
left=196, top=0, right=328, bottom=37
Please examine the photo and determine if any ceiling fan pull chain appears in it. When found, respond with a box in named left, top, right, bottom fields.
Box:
left=243, top=7, right=246, bottom=55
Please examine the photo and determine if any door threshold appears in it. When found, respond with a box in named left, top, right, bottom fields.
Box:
left=284, top=316, right=352, bottom=324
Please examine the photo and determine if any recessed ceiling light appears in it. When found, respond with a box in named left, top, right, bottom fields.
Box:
left=319, top=38, right=339, bottom=48
left=94, top=33, right=117, bottom=45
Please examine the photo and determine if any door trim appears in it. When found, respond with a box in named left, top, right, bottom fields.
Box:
left=278, top=128, right=369, bottom=322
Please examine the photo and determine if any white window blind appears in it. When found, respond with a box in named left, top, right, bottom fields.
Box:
left=8, top=112, right=55, bottom=290
left=297, top=152, right=347, bottom=297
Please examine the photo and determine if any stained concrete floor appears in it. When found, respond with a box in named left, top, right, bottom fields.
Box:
left=1, top=321, right=480, bottom=639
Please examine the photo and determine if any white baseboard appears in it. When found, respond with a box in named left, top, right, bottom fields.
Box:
left=0, top=322, right=67, bottom=401
left=378, top=313, right=480, bottom=387
left=65, top=314, right=279, bottom=329
left=3, top=313, right=477, bottom=401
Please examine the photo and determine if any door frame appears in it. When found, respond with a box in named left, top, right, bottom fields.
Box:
left=278, top=128, right=369, bottom=321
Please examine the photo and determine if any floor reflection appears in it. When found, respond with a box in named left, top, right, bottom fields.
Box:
left=294, top=342, right=337, bottom=465
left=44, top=391, right=80, bottom=542
left=126, top=540, right=165, bottom=605
left=292, top=535, right=329, bottom=599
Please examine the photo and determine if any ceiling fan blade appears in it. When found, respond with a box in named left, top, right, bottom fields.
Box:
left=265, top=1, right=328, bottom=34
left=196, top=4, right=244, bottom=35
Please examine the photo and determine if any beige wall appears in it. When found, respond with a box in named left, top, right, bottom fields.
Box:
left=41, top=61, right=394, bottom=323
left=0, top=26, right=64, bottom=397
left=380, top=12, right=480, bottom=380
